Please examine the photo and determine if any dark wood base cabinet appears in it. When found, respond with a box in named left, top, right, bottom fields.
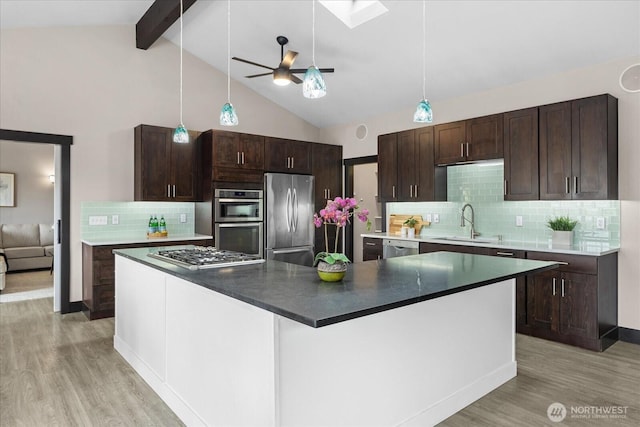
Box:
left=363, top=237, right=383, bottom=261
left=82, top=239, right=212, bottom=320
left=524, top=251, right=618, bottom=351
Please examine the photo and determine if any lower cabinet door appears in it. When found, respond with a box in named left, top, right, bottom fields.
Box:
left=559, top=272, right=598, bottom=339
left=526, top=270, right=557, bottom=333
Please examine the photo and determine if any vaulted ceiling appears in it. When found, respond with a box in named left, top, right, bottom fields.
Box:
left=1, top=1, right=639, bottom=128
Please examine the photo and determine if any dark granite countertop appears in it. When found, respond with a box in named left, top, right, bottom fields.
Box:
left=114, top=246, right=558, bottom=328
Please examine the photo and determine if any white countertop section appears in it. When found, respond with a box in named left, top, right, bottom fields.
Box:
left=361, top=232, right=619, bottom=257
left=81, top=234, right=212, bottom=247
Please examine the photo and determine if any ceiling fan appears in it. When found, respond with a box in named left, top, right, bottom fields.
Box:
left=232, top=35, right=335, bottom=86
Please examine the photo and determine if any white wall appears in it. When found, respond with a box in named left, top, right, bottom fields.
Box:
left=0, top=25, right=320, bottom=302
left=0, top=141, right=54, bottom=225
left=321, top=56, right=640, bottom=331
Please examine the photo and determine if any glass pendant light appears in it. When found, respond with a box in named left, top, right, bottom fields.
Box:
left=220, top=0, right=238, bottom=126
left=413, top=0, right=433, bottom=123
left=173, top=0, right=190, bottom=143
left=303, top=0, right=326, bottom=98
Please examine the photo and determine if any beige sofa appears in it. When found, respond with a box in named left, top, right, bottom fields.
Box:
left=0, top=224, right=54, bottom=276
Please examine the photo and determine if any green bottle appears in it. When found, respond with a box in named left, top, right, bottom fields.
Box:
left=159, top=215, right=167, bottom=233
left=152, top=215, right=159, bottom=232
left=148, top=215, right=155, bottom=234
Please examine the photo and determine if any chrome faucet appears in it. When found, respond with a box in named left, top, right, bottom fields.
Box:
left=460, top=203, right=480, bottom=239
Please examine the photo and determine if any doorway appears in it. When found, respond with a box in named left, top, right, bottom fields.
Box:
left=344, top=156, right=378, bottom=263
left=0, top=129, right=74, bottom=314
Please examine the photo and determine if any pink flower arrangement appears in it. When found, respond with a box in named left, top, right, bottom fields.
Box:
left=313, top=196, right=371, bottom=264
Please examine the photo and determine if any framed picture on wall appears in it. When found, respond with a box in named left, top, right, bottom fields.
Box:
left=0, top=172, right=15, bottom=207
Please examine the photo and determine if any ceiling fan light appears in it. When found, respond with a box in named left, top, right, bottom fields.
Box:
left=273, top=68, right=291, bottom=86
left=413, top=99, right=433, bottom=123
left=303, top=66, right=327, bottom=98
left=220, top=102, right=239, bottom=126
left=173, top=123, right=190, bottom=143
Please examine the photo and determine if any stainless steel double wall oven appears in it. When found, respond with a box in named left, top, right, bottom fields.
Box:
left=214, top=188, right=263, bottom=258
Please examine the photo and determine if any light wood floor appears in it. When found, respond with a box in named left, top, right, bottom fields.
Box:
left=1, top=297, right=639, bottom=426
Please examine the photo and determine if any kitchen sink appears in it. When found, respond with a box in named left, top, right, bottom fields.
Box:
left=433, top=236, right=499, bottom=244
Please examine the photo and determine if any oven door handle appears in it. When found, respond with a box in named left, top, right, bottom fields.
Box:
left=286, top=188, right=292, bottom=232
left=216, top=222, right=263, bottom=228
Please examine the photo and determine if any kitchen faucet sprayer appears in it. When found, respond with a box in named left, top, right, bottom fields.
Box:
left=460, top=203, right=480, bottom=239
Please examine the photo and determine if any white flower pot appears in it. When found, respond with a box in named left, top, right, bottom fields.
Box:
left=552, top=230, right=573, bottom=247
left=407, top=228, right=416, bottom=238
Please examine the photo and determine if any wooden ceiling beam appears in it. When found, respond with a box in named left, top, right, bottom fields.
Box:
left=136, top=0, right=197, bottom=50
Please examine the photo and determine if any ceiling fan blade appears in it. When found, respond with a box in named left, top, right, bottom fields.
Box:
left=232, top=57, right=274, bottom=71
left=280, top=50, right=298, bottom=69
left=246, top=72, right=273, bottom=78
left=289, top=67, right=335, bottom=74
left=290, top=74, right=303, bottom=84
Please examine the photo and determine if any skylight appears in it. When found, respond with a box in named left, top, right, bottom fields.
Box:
left=319, top=0, right=389, bottom=29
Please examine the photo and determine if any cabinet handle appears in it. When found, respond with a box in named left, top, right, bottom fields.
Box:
left=561, top=278, right=565, bottom=297
left=167, top=184, right=170, bottom=198
left=466, top=142, right=469, bottom=157
left=327, top=189, right=331, bottom=199
left=496, top=252, right=514, bottom=256
left=237, top=152, right=241, bottom=165
left=552, top=277, right=556, bottom=296
left=574, top=176, right=578, bottom=194
left=415, top=185, right=418, bottom=198
left=392, top=185, right=396, bottom=198
left=565, top=177, right=570, bottom=194
left=241, top=152, right=245, bottom=165
left=409, top=185, right=413, bottom=198
left=460, top=143, right=464, bottom=158
left=365, top=242, right=377, bottom=246
left=286, top=157, right=290, bottom=169
left=172, top=185, right=176, bottom=198
left=504, top=180, right=507, bottom=196
left=291, top=157, right=294, bottom=169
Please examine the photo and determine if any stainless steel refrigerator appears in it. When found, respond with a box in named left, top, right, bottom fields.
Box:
left=265, top=173, right=315, bottom=267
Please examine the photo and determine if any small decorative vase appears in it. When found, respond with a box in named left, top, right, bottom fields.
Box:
left=407, top=228, right=416, bottom=238
left=552, top=230, right=573, bottom=247
left=317, top=260, right=347, bottom=282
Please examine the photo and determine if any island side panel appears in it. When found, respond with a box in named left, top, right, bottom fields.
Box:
left=276, top=279, right=516, bottom=427
left=164, top=275, right=278, bottom=427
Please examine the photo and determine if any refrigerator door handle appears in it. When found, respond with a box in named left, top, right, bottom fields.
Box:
left=285, top=188, right=292, bottom=232
left=292, top=188, right=298, bottom=232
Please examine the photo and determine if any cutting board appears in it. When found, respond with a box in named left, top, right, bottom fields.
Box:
left=388, top=214, right=430, bottom=235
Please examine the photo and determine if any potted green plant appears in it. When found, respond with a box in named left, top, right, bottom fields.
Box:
left=403, top=216, right=419, bottom=238
left=546, top=216, right=578, bottom=247
left=313, top=197, right=370, bottom=282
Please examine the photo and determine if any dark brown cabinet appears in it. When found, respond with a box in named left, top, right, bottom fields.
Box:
left=312, top=143, right=343, bottom=255
left=539, top=94, right=618, bottom=200
left=201, top=130, right=264, bottom=183
left=503, top=108, right=539, bottom=201
left=363, top=237, right=383, bottom=261
left=434, top=114, right=503, bottom=165
left=134, top=124, right=201, bottom=201
left=419, top=242, right=490, bottom=255
left=526, top=251, right=617, bottom=351
left=264, top=137, right=312, bottom=174
left=82, top=239, right=212, bottom=320
left=378, top=129, right=445, bottom=202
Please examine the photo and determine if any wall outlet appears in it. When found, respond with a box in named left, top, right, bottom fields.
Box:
left=426, top=213, right=433, bottom=222
left=516, top=215, right=523, bottom=227
left=111, top=215, right=119, bottom=225
left=432, top=213, right=440, bottom=224
left=179, top=213, right=187, bottom=223
left=88, top=215, right=108, bottom=226
left=596, top=217, right=606, bottom=229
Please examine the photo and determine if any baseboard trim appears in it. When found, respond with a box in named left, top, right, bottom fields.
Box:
left=618, top=327, right=640, bottom=345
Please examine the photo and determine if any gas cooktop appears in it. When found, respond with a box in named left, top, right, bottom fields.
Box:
left=148, top=246, right=265, bottom=270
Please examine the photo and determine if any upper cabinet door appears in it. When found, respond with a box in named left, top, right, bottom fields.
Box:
left=466, top=114, right=503, bottom=161
left=539, top=101, right=573, bottom=200
left=571, top=95, right=617, bottom=200
left=377, top=133, right=398, bottom=201
left=434, top=121, right=466, bottom=165
left=239, top=134, right=265, bottom=170
left=504, top=108, right=539, bottom=201
left=415, top=127, right=442, bottom=201
left=396, top=130, right=416, bottom=200
left=264, top=137, right=311, bottom=174
left=288, top=140, right=312, bottom=174
left=212, top=131, right=241, bottom=168
left=171, top=130, right=200, bottom=201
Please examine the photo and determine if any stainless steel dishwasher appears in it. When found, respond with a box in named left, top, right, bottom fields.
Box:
left=382, top=239, right=419, bottom=259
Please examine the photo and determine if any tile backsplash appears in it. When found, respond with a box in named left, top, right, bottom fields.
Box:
left=81, top=201, right=195, bottom=241
left=388, top=162, right=620, bottom=246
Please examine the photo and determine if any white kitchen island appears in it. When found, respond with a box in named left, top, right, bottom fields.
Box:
left=113, top=248, right=557, bottom=426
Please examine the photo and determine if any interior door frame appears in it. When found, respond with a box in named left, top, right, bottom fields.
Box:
left=344, top=155, right=378, bottom=262
left=0, top=129, right=75, bottom=314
